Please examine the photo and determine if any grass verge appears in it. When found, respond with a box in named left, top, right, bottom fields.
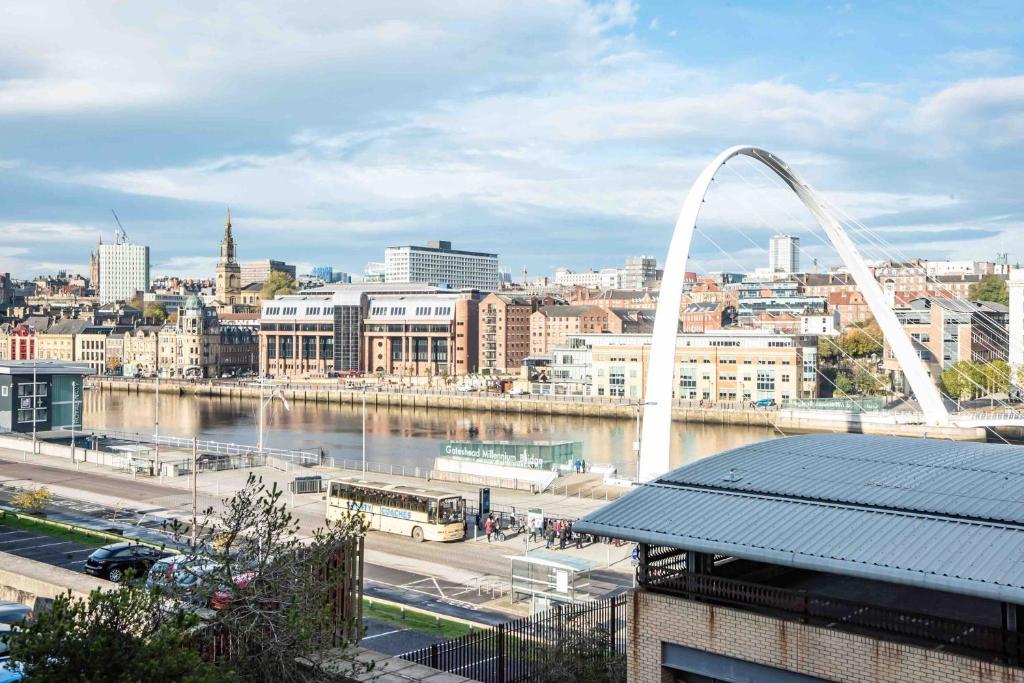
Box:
left=362, top=599, right=477, bottom=639
left=0, top=510, right=121, bottom=548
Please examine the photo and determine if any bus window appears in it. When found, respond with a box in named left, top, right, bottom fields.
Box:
left=427, top=500, right=437, bottom=523
left=330, top=482, right=342, bottom=498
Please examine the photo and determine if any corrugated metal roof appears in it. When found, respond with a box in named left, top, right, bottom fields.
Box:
left=575, top=434, right=1024, bottom=605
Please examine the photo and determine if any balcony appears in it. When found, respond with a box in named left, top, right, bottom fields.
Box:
left=640, top=560, right=1021, bottom=665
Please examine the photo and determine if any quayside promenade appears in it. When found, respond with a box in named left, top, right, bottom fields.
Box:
left=90, top=377, right=988, bottom=441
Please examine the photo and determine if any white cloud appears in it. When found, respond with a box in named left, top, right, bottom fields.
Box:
left=944, top=47, right=1015, bottom=70
left=0, top=222, right=99, bottom=242
left=648, top=17, right=658, bottom=30
left=914, top=75, right=1024, bottom=146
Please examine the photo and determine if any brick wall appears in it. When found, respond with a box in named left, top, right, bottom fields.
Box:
left=628, top=590, right=1024, bottom=683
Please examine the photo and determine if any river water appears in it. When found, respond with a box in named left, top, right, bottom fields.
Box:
left=82, top=389, right=778, bottom=475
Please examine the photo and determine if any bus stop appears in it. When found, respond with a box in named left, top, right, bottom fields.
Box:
left=509, top=551, right=596, bottom=613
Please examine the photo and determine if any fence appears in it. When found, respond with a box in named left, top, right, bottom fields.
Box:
left=646, top=571, right=1023, bottom=664
left=401, top=593, right=627, bottom=683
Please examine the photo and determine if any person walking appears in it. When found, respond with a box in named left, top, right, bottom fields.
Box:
left=528, top=518, right=538, bottom=543
left=581, top=459, right=587, bottom=473
left=558, top=524, right=568, bottom=550
left=484, top=516, right=495, bottom=542
left=545, top=523, right=554, bottom=550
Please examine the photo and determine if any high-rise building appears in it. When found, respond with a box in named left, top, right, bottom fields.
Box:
left=311, top=266, right=334, bottom=282
left=623, top=256, right=657, bottom=289
left=215, top=209, right=242, bottom=307
left=98, top=240, right=150, bottom=304
left=240, top=259, right=296, bottom=287
left=384, top=240, right=498, bottom=291
left=478, top=293, right=537, bottom=373
left=769, top=234, right=800, bottom=274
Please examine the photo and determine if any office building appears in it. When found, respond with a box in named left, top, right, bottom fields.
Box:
left=240, top=259, right=296, bottom=287
left=769, top=234, right=800, bottom=274
left=1010, top=269, right=1024, bottom=374
left=529, top=305, right=611, bottom=356
left=553, top=267, right=623, bottom=289
left=98, top=241, right=150, bottom=303
left=362, top=293, right=480, bottom=377
left=577, top=435, right=1024, bottom=683
left=384, top=240, right=499, bottom=291
left=0, top=360, right=93, bottom=434
left=622, top=256, right=657, bottom=290
left=158, top=295, right=220, bottom=378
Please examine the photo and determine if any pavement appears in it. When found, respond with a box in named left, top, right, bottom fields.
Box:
left=0, top=522, right=98, bottom=571
left=0, top=445, right=635, bottom=624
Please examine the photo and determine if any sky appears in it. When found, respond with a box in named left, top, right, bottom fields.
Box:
left=1, top=0, right=1023, bottom=279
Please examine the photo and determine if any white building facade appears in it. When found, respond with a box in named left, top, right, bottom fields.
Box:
left=769, top=234, right=800, bottom=275
left=98, top=242, right=150, bottom=304
left=1008, top=269, right=1024, bottom=378
left=553, top=267, right=623, bottom=289
left=384, top=240, right=498, bottom=290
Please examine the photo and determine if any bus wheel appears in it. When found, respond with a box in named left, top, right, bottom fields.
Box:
left=412, top=526, right=424, bottom=542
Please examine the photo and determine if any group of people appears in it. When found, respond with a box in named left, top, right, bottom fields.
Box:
left=477, top=513, right=587, bottom=550
left=572, top=459, right=588, bottom=473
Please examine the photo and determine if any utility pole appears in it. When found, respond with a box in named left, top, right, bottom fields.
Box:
left=191, top=436, right=198, bottom=547
left=361, top=385, right=367, bottom=479
left=70, top=381, right=77, bottom=466
left=31, top=360, right=37, bottom=456
left=258, top=379, right=265, bottom=451
left=154, top=373, right=161, bottom=476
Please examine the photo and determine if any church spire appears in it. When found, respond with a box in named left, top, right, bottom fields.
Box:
left=220, top=207, right=236, bottom=264
left=224, top=207, right=232, bottom=240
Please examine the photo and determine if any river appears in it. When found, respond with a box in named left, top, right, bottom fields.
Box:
left=82, top=389, right=778, bottom=475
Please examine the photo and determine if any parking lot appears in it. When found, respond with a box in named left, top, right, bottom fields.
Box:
left=0, top=523, right=98, bottom=571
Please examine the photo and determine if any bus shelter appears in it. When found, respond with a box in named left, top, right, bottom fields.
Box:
left=109, top=443, right=158, bottom=475
left=509, top=551, right=596, bottom=613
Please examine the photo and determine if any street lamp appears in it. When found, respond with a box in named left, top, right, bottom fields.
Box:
left=31, top=359, right=37, bottom=456
left=361, top=384, right=368, bottom=479
left=625, top=400, right=657, bottom=482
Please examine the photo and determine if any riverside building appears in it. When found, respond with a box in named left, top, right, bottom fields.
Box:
left=542, top=331, right=818, bottom=402
left=98, top=240, right=150, bottom=304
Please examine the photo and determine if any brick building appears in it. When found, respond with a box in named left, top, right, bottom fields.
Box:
left=529, top=305, right=611, bottom=356
left=577, top=435, right=1024, bottom=683
left=478, top=293, right=537, bottom=374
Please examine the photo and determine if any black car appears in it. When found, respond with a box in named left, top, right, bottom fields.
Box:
left=83, top=542, right=168, bottom=583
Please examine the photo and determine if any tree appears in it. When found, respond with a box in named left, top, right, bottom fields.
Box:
left=7, top=587, right=229, bottom=683
left=163, top=474, right=371, bottom=682
left=980, top=360, right=1011, bottom=395
left=839, top=320, right=883, bottom=358
left=968, top=275, right=1009, bottom=306
left=851, top=368, right=884, bottom=396
left=833, top=371, right=854, bottom=396
left=941, top=360, right=983, bottom=402
left=260, top=271, right=297, bottom=300
left=817, top=337, right=840, bottom=362
left=144, top=302, right=167, bottom=323
left=11, top=486, right=52, bottom=514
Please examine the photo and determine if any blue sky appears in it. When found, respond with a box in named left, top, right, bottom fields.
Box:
left=1, top=1, right=1022, bottom=279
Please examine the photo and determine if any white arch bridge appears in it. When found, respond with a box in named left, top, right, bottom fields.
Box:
left=639, top=146, right=1021, bottom=482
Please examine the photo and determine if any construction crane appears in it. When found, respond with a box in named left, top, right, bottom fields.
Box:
left=111, top=209, right=129, bottom=244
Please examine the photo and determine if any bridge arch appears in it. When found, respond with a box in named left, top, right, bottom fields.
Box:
left=638, top=146, right=948, bottom=482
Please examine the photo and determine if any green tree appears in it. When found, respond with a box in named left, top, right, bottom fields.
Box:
left=143, top=302, right=167, bottom=323
left=164, top=474, right=371, bottom=682
left=8, top=587, right=229, bottom=683
left=833, top=371, right=854, bottom=396
left=941, top=360, right=983, bottom=402
left=260, top=271, right=297, bottom=300
left=817, top=337, right=840, bottom=362
left=968, top=275, right=1009, bottom=305
left=11, top=486, right=52, bottom=514
left=839, top=320, right=883, bottom=358
left=852, top=368, right=885, bottom=395
left=980, top=360, right=1011, bottom=395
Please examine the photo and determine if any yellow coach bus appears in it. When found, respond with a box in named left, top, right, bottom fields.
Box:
left=326, top=478, right=466, bottom=542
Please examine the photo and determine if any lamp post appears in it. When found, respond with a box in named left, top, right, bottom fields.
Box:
left=361, top=384, right=367, bottom=479
left=70, top=381, right=77, bottom=466
left=154, top=373, right=160, bottom=476
left=31, top=360, right=37, bottom=456
left=626, top=400, right=657, bottom=482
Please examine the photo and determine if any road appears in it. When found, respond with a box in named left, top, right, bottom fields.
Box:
left=0, top=454, right=631, bottom=630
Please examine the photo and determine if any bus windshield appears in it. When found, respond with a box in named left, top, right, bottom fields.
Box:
left=438, top=497, right=464, bottom=524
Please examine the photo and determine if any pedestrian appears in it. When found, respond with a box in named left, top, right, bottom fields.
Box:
left=484, top=516, right=495, bottom=542
left=574, top=523, right=583, bottom=549
left=558, top=525, right=567, bottom=550
left=545, top=524, right=554, bottom=550
left=528, top=519, right=538, bottom=543
left=581, top=459, right=587, bottom=473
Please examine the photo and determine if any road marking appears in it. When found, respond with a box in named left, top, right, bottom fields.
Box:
left=361, top=628, right=408, bottom=641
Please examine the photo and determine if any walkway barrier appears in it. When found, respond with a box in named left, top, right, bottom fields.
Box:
left=401, top=593, right=626, bottom=683
left=289, top=475, right=324, bottom=495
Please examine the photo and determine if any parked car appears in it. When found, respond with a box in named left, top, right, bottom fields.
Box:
left=751, top=398, right=777, bottom=408
left=0, top=623, right=23, bottom=682
left=0, top=603, right=31, bottom=626
left=83, top=542, right=169, bottom=583
left=209, top=570, right=257, bottom=610
left=145, top=555, right=218, bottom=602
left=507, top=388, right=525, bottom=396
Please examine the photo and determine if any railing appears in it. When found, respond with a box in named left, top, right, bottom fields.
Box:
left=401, top=593, right=626, bottom=683
left=644, top=570, right=1023, bottom=663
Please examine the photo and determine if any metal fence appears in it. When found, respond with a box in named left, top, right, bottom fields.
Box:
left=401, top=593, right=627, bottom=683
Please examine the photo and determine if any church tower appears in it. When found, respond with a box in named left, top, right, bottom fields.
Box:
left=89, top=235, right=101, bottom=292
left=215, top=208, right=242, bottom=306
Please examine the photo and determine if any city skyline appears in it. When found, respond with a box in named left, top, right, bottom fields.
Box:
left=1, top=1, right=1022, bottom=280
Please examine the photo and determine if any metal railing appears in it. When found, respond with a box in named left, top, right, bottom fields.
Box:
left=401, top=593, right=626, bottom=683
left=644, top=570, right=1023, bottom=664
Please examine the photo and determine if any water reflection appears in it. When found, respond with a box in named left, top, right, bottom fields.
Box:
left=83, top=389, right=778, bottom=473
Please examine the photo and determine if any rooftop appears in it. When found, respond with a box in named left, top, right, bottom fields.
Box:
left=575, top=434, right=1024, bottom=605
left=0, top=360, right=95, bottom=376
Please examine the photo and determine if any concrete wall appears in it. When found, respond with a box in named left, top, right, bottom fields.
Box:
left=0, top=550, right=112, bottom=611
left=90, top=379, right=987, bottom=442
left=628, top=590, right=1024, bottom=683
